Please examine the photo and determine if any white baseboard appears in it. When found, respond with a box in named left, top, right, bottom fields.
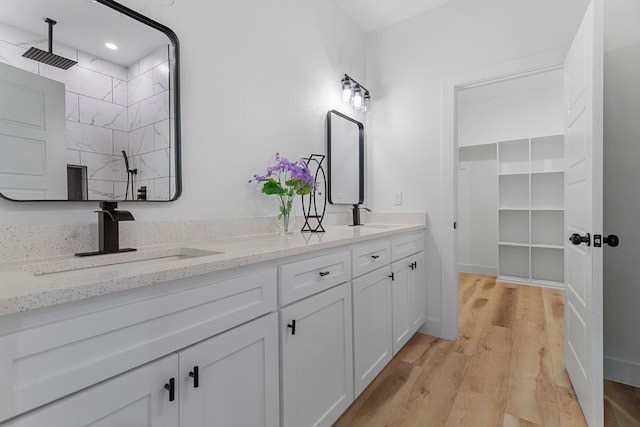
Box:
left=419, top=317, right=457, bottom=341
left=457, top=263, right=497, bottom=276
left=604, top=355, right=640, bottom=387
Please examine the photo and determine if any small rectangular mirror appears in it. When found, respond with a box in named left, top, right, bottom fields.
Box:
left=0, top=0, right=181, bottom=202
left=327, top=110, right=364, bottom=205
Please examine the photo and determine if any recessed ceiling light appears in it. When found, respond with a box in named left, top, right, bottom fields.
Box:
left=105, top=42, right=118, bottom=50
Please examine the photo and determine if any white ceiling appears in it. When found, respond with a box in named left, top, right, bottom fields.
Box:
left=334, top=0, right=458, bottom=32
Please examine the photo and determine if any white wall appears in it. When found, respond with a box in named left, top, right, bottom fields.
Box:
left=365, top=0, right=588, bottom=337
left=0, top=0, right=365, bottom=225
left=458, top=144, right=496, bottom=275
left=458, top=69, right=565, bottom=147
left=603, top=0, right=640, bottom=387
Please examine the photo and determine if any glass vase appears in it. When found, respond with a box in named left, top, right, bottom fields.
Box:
left=276, top=199, right=296, bottom=236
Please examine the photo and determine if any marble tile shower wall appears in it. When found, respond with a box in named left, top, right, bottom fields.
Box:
left=126, top=47, right=172, bottom=201
left=0, top=24, right=171, bottom=200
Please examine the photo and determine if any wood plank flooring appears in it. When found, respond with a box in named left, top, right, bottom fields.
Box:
left=604, top=379, right=640, bottom=426
left=334, top=273, right=589, bottom=426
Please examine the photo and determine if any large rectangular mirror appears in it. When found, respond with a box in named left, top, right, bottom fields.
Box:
left=0, top=0, right=181, bottom=201
left=327, top=110, right=364, bottom=205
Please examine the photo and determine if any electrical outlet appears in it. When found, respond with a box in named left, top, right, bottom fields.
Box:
left=393, top=191, right=403, bottom=206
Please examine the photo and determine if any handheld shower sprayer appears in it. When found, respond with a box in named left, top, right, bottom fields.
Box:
left=122, top=150, right=130, bottom=171
left=122, top=151, right=138, bottom=200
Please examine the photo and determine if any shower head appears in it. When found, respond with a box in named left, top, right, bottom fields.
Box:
left=22, top=18, right=77, bottom=70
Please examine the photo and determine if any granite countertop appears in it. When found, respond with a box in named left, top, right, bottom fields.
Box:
left=0, top=224, right=425, bottom=316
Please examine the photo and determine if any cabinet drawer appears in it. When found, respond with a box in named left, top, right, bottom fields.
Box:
left=351, top=238, right=391, bottom=278
left=279, top=250, right=351, bottom=305
left=0, top=267, right=277, bottom=423
left=391, top=232, right=425, bottom=261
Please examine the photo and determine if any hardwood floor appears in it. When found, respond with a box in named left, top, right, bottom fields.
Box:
left=604, top=379, right=640, bottom=426
left=334, top=273, right=587, bottom=426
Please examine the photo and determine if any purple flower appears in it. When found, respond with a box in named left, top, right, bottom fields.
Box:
left=249, top=153, right=319, bottom=210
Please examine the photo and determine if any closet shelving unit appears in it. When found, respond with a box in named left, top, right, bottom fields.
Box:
left=497, top=135, right=565, bottom=288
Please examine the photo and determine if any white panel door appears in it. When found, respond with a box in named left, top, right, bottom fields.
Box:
left=564, top=1, right=604, bottom=425
left=0, top=62, right=67, bottom=199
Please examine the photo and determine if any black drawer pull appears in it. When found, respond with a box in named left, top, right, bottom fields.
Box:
left=288, top=319, right=296, bottom=335
left=388, top=272, right=394, bottom=281
left=189, top=366, right=199, bottom=388
left=319, top=271, right=330, bottom=277
left=164, top=378, right=175, bottom=402
left=371, top=255, right=380, bottom=259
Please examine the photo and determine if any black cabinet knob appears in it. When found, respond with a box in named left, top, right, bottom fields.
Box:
left=318, top=271, right=330, bottom=277
left=371, top=255, right=380, bottom=260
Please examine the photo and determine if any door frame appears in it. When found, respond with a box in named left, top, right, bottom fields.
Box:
left=440, top=51, right=565, bottom=340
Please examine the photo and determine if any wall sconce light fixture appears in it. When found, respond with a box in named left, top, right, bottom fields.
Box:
left=341, top=74, right=370, bottom=113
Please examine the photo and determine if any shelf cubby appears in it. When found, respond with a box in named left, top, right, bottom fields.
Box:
left=498, top=174, right=529, bottom=209
left=531, top=172, right=563, bottom=209
left=531, top=247, right=564, bottom=285
left=498, top=245, right=529, bottom=282
left=499, top=210, right=529, bottom=244
left=531, top=135, right=564, bottom=172
left=531, top=210, right=564, bottom=246
left=498, top=139, right=529, bottom=174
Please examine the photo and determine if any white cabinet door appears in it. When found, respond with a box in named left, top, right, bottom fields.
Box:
left=408, top=252, right=426, bottom=333
left=281, top=283, right=353, bottom=427
left=179, top=313, right=279, bottom=427
left=391, top=259, right=411, bottom=355
left=352, top=266, right=393, bottom=397
left=7, top=355, right=178, bottom=427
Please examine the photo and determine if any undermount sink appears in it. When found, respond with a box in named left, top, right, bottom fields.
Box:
left=24, top=247, right=223, bottom=280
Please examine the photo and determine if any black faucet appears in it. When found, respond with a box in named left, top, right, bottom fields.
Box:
left=76, top=202, right=136, bottom=257
left=351, top=204, right=372, bottom=226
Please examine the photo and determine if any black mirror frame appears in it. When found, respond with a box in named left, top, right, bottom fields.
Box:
left=0, top=0, right=182, bottom=203
left=326, top=110, right=364, bottom=205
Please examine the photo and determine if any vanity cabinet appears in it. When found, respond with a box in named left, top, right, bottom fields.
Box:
left=351, top=233, right=426, bottom=396
left=280, top=282, right=353, bottom=427
left=8, top=313, right=279, bottom=427
left=0, top=266, right=277, bottom=423
left=278, top=247, right=353, bottom=427
left=0, top=227, right=427, bottom=427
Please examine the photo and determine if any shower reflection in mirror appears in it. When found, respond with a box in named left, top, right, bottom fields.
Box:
left=0, top=6, right=176, bottom=201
